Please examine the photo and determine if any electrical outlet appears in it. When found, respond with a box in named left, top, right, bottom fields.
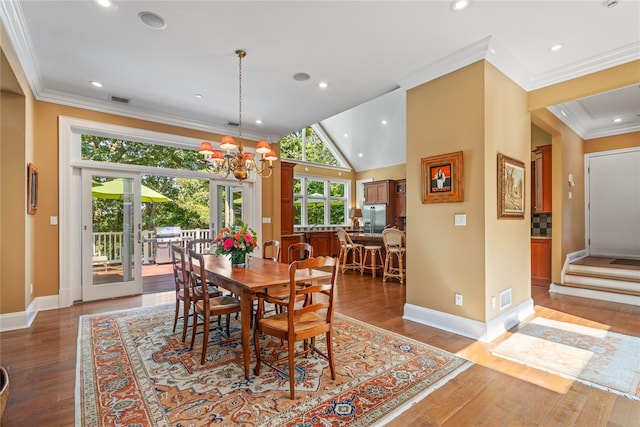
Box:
left=455, top=293, right=463, bottom=306
left=30, top=283, right=33, bottom=294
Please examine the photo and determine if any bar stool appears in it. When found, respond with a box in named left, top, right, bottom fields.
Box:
left=361, top=245, right=384, bottom=278
left=382, top=228, right=406, bottom=284
left=336, top=228, right=363, bottom=273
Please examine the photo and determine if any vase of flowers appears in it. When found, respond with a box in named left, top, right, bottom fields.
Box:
left=214, top=220, right=258, bottom=267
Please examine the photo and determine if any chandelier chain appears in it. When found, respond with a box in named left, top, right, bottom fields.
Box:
left=237, top=50, right=244, bottom=148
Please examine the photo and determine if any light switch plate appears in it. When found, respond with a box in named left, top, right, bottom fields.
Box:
left=50, top=216, right=58, bottom=225
left=454, top=214, right=466, bottom=226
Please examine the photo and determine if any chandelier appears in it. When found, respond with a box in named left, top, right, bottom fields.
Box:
left=198, top=50, right=277, bottom=181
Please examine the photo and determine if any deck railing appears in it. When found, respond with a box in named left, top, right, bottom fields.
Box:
left=93, top=229, right=213, bottom=265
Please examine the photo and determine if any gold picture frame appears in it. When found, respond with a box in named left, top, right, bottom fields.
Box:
left=27, top=162, right=38, bottom=215
left=421, top=151, right=464, bottom=203
left=497, top=153, right=525, bottom=219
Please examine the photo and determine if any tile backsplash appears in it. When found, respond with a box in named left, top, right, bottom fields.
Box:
left=531, top=213, right=552, bottom=237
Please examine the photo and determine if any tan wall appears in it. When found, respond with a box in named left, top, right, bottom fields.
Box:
left=483, top=62, right=531, bottom=320
left=531, top=124, right=552, bottom=160
left=1, top=29, right=35, bottom=314
left=406, top=61, right=487, bottom=322
left=584, top=132, right=640, bottom=154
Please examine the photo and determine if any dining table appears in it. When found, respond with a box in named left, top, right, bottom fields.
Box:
left=202, top=254, right=334, bottom=379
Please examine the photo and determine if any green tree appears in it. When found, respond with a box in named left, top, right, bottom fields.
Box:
left=279, top=127, right=339, bottom=166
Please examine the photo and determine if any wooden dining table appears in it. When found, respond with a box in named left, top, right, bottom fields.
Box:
left=202, top=254, right=333, bottom=379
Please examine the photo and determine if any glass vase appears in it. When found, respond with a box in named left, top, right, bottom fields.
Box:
left=230, top=251, right=245, bottom=267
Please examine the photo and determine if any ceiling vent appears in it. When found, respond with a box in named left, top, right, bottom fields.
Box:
left=110, top=95, right=130, bottom=104
left=226, top=121, right=240, bottom=127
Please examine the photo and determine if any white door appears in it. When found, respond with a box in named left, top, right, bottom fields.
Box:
left=82, top=169, right=143, bottom=300
left=587, top=148, right=640, bottom=258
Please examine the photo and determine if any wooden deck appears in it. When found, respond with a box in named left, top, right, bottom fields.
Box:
left=92, top=262, right=175, bottom=294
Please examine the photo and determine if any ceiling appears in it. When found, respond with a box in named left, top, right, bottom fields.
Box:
left=1, top=1, right=639, bottom=172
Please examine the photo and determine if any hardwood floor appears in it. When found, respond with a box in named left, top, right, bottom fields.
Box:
left=1, top=273, right=638, bottom=426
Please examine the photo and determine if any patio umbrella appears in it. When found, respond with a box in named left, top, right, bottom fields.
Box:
left=92, top=178, right=171, bottom=203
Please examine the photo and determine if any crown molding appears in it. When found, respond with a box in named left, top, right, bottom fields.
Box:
left=547, top=103, right=640, bottom=140
left=528, top=42, right=640, bottom=91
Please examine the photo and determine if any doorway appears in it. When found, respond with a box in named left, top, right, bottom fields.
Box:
left=82, top=170, right=142, bottom=301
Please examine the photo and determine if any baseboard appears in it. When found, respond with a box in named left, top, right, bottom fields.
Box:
left=0, top=294, right=60, bottom=332
left=403, top=298, right=535, bottom=343
left=550, top=283, right=640, bottom=306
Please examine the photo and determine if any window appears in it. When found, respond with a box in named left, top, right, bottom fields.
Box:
left=293, top=176, right=348, bottom=227
left=279, top=126, right=347, bottom=167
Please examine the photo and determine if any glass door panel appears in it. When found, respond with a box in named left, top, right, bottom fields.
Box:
left=82, top=170, right=142, bottom=301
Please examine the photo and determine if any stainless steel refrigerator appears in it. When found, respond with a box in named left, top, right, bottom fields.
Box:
left=362, top=204, right=387, bottom=233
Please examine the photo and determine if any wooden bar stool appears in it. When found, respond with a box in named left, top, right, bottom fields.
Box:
left=361, top=245, right=383, bottom=278
left=382, top=228, right=406, bottom=284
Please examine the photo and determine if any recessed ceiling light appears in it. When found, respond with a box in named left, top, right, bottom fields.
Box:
left=550, top=44, right=563, bottom=52
left=613, top=117, right=622, bottom=123
left=344, top=133, right=348, bottom=138
left=138, top=11, right=166, bottom=29
left=358, top=153, right=364, bottom=158
left=318, top=81, right=329, bottom=89
left=194, top=94, right=202, bottom=99
left=560, top=110, right=568, bottom=117
left=255, top=119, right=263, bottom=124
left=381, top=120, right=387, bottom=125
left=293, top=72, right=310, bottom=81
left=90, top=81, right=103, bottom=88
left=95, top=0, right=112, bottom=8
left=450, top=0, right=471, bottom=12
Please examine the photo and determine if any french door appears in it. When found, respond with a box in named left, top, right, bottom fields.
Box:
left=82, top=169, right=142, bottom=301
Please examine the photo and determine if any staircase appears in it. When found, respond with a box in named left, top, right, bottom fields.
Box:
left=553, top=255, right=640, bottom=306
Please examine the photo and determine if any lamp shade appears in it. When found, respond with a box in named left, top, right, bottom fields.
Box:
left=198, top=141, right=214, bottom=155
left=220, top=135, right=237, bottom=151
left=264, top=149, right=278, bottom=161
left=349, top=208, right=363, bottom=218
left=255, top=139, right=272, bottom=154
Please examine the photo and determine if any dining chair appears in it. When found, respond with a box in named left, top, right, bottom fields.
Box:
left=287, top=242, right=313, bottom=263
left=382, top=228, right=406, bottom=284
left=336, top=228, right=363, bottom=273
left=172, top=245, right=223, bottom=342
left=262, top=240, right=281, bottom=262
left=188, top=249, right=241, bottom=364
left=187, top=238, right=217, bottom=254
left=253, top=255, right=339, bottom=399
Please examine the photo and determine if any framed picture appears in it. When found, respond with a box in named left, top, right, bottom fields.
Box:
left=497, top=153, right=525, bottom=219
left=421, top=151, right=464, bottom=203
left=27, top=162, right=38, bottom=215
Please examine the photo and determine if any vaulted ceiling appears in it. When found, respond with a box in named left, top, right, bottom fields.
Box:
left=1, top=1, right=638, bottom=171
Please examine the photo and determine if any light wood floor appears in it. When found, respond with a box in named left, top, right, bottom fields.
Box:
left=1, top=273, right=639, bottom=426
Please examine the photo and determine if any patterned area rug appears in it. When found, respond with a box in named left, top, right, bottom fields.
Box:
left=492, top=317, right=640, bottom=401
left=76, top=304, right=471, bottom=426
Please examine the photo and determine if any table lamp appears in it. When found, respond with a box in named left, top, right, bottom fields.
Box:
left=349, top=208, right=363, bottom=229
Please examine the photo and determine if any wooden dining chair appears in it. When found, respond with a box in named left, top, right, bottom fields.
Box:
left=262, top=240, right=281, bottom=262
left=253, top=256, right=339, bottom=399
left=287, top=242, right=313, bottom=263
left=187, top=238, right=217, bottom=254
left=172, top=245, right=223, bottom=342
left=188, top=249, right=241, bottom=364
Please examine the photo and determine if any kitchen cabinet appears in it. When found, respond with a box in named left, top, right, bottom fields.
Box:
left=280, top=162, right=295, bottom=235
left=394, top=179, right=406, bottom=230
left=305, top=231, right=335, bottom=257
left=364, top=180, right=393, bottom=204
left=531, top=237, right=551, bottom=287
left=532, top=145, right=552, bottom=213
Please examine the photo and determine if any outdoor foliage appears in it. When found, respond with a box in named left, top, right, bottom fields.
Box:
left=83, top=135, right=210, bottom=231
left=279, top=127, right=340, bottom=166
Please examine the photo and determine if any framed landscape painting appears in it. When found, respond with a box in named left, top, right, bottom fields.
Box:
left=27, top=162, right=38, bottom=215
left=497, top=153, right=525, bottom=219
left=421, top=151, right=464, bottom=204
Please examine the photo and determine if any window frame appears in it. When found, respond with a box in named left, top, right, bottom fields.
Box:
left=293, top=174, right=350, bottom=227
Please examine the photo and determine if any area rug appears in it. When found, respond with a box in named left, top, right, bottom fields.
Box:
left=492, top=317, right=640, bottom=400
left=76, top=304, right=471, bottom=426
